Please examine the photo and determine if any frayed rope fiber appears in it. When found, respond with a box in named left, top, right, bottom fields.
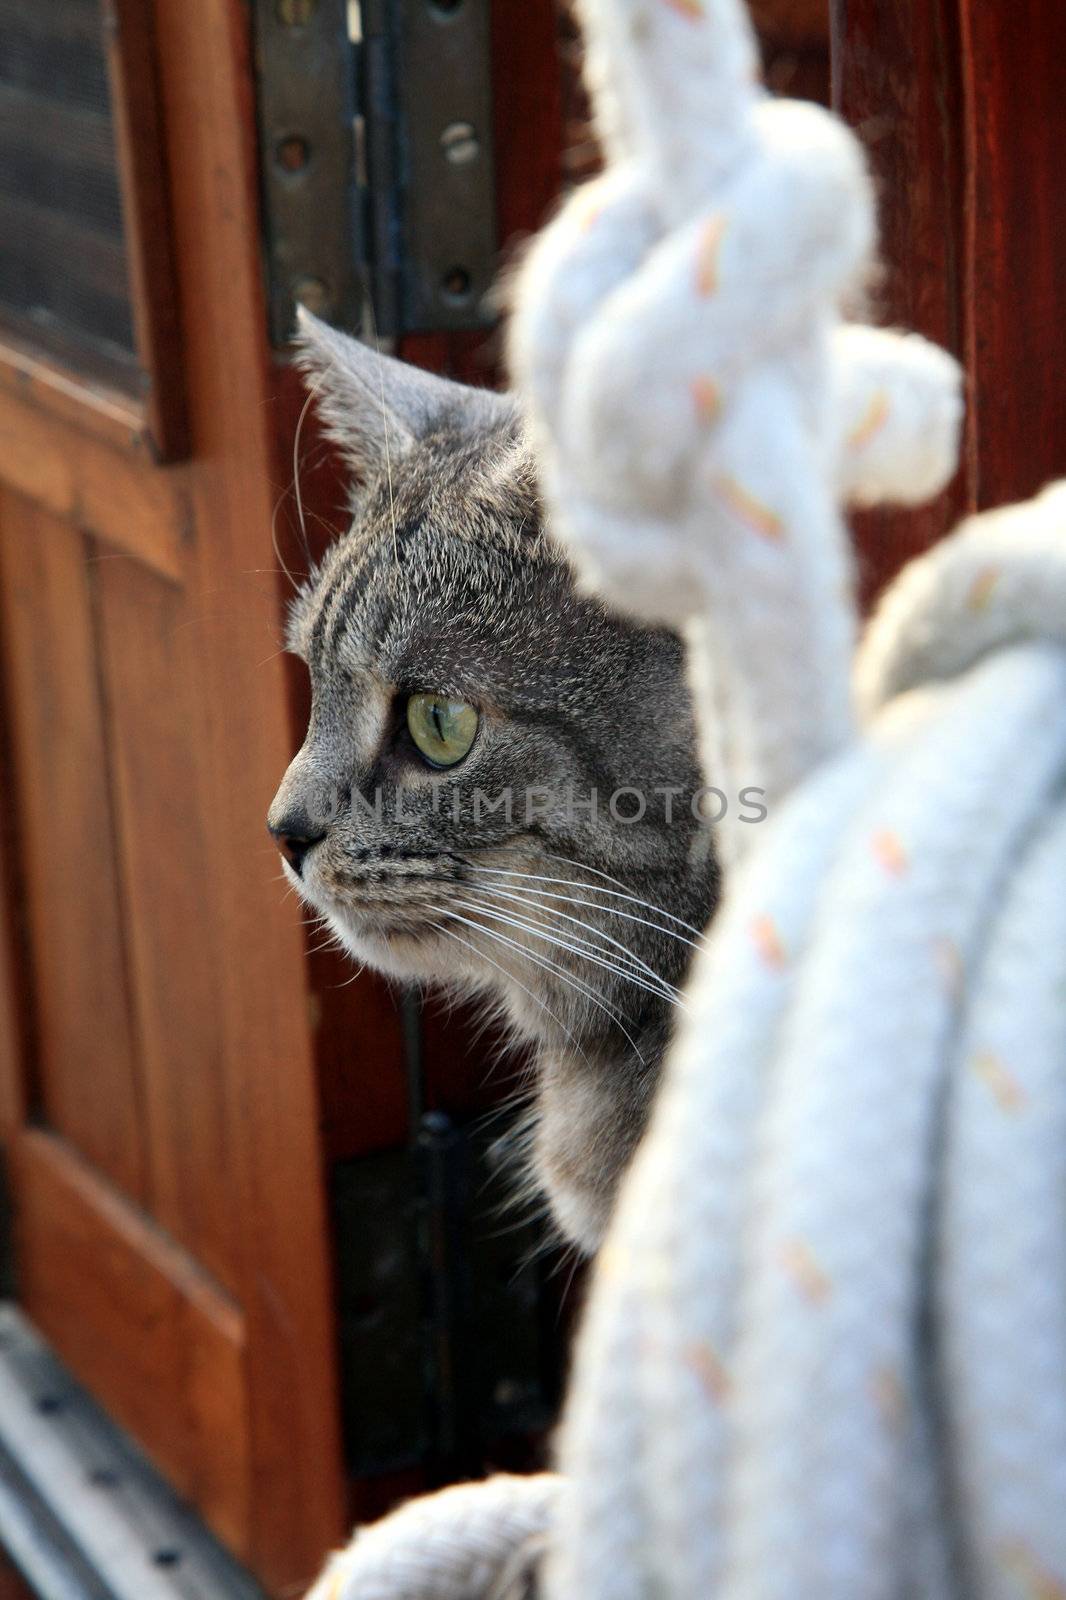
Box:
left=302, top=1, right=1066, bottom=1596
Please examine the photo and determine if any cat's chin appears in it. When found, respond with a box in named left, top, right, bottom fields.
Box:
left=321, top=906, right=463, bottom=987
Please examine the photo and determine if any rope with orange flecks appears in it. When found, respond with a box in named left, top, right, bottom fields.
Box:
left=292, top=0, right=1066, bottom=1597
left=506, top=2, right=1066, bottom=1599
left=509, top=0, right=961, bottom=863
left=535, top=483, right=1066, bottom=1600
left=304, top=1476, right=562, bottom=1600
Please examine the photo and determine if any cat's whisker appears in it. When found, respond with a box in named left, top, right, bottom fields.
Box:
left=245, top=565, right=311, bottom=580
left=454, top=892, right=686, bottom=1012
left=474, top=844, right=707, bottom=933
left=530, top=846, right=713, bottom=936
left=357, top=285, right=401, bottom=569
left=428, top=919, right=593, bottom=1069
left=442, top=905, right=635, bottom=1031
left=467, top=865, right=705, bottom=949
left=456, top=903, right=676, bottom=1012
left=328, top=962, right=367, bottom=988
left=438, top=906, right=646, bottom=1066
left=465, top=881, right=687, bottom=1005
left=551, top=1243, right=588, bottom=1327
left=543, top=847, right=709, bottom=929
left=292, top=372, right=324, bottom=567
left=269, top=480, right=300, bottom=595
left=472, top=1094, right=537, bottom=1152
left=301, top=911, right=346, bottom=954
left=482, top=1206, right=559, bottom=1258
left=483, top=1130, right=555, bottom=1230
left=512, top=1221, right=567, bottom=1278
left=299, top=911, right=331, bottom=929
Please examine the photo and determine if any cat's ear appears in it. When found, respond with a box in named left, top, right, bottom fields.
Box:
left=293, top=307, right=514, bottom=478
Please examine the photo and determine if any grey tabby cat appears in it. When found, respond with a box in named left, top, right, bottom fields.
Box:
left=268, top=311, right=719, bottom=1252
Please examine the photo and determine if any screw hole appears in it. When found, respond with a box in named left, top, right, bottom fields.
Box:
left=276, top=135, right=311, bottom=175
left=153, top=1550, right=182, bottom=1569
left=88, top=1466, right=120, bottom=1489
left=441, top=266, right=472, bottom=303
left=35, top=1394, right=63, bottom=1415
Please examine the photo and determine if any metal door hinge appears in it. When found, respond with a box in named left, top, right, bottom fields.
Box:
left=254, top=0, right=498, bottom=345
left=254, top=0, right=367, bottom=344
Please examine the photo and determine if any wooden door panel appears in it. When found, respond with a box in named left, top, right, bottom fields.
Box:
left=95, top=553, right=241, bottom=1295
left=830, top=0, right=972, bottom=603
left=0, top=830, right=25, bottom=1139
left=144, top=1, right=348, bottom=1576
left=959, top=0, right=1066, bottom=511
left=833, top=0, right=1066, bottom=599
left=15, top=1127, right=251, bottom=1555
left=0, top=488, right=145, bottom=1200
left=0, top=0, right=641, bottom=1578
left=0, top=0, right=347, bottom=1584
left=0, top=386, right=189, bottom=580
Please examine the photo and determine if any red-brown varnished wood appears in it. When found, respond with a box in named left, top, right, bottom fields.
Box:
left=832, top=0, right=1066, bottom=595
left=751, top=0, right=829, bottom=100
left=148, top=0, right=347, bottom=1581
left=0, top=492, right=146, bottom=1200
left=0, top=793, right=30, bottom=1142
left=958, top=0, right=1066, bottom=510
left=16, top=1128, right=251, bottom=1556
left=101, top=0, right=189, bottom=460
left=0, top=332, right=147, bottom=454
left=0, top=1549, right=35, bottom=1600
left=0, top=386, right=190, bottom=582
left=95, top=553, right=240, bottom=1297
left=830, top=0, right=973, bottom=604
left=0, top=0, right=347, bottom=1583
left=491, top=0, right=567, bottom=276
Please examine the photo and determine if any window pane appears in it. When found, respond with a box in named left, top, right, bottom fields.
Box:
left=0, top=0, right=138, bottom=384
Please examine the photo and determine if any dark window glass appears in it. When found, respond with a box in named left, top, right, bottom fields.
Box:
left=0, top=0, right=138, bottom=385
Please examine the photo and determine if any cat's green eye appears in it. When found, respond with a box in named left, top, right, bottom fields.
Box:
left=406, top=693, right=478, bottom=768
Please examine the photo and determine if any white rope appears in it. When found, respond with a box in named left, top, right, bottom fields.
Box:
left=297, top=2, right=1066, bottom=1596
left=306, top=1476, right=562, bottom=1600
left=509, top=0, right=961, bottom=860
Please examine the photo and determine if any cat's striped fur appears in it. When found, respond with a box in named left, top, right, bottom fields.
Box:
left=268, top=312, right=718, bottom=1251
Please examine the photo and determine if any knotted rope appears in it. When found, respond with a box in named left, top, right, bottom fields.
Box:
left=303, top=1, right=1066, bottom=1596
left=305, top=1476, right=561, bottom=1600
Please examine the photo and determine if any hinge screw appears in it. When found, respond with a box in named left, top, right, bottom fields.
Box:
left=440, top=121, right=480, bottom=166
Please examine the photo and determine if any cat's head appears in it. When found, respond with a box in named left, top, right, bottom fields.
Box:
left=268, top=312, right=717, bottom=1251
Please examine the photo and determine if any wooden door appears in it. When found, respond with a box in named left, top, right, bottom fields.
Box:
left=831, top=0, right=1066, bottom=597
left=0, top=0, right=345, bottom=1589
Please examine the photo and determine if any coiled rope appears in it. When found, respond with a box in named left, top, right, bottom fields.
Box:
left=304, top=1, right=1066, bottom=1596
